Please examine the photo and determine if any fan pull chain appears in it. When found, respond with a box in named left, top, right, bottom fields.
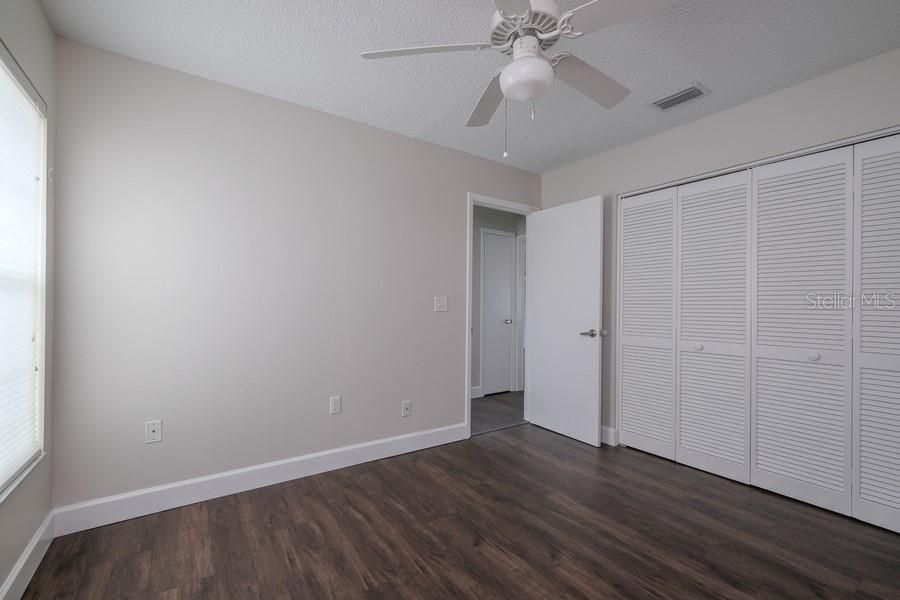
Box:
left=503, top=99, right=509, bottom=159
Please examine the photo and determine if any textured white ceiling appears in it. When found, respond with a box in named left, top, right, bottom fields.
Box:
left=42, top=0, right=900, bottom=173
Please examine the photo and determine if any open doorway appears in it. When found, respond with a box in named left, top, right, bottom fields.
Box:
left=466, top=193, right=604, bottom=445
left=471, top=205, right=527, bottom=435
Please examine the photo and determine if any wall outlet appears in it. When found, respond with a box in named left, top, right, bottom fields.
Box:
left=433, top=296, right=448, bottom=312
left=145, top=420, right=162, bottom=444
left=329, top=395, right=342, bottom=415
left=401, top=400, right=411, bottom=418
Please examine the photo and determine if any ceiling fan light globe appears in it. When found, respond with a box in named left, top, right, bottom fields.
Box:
left=500, top=57, right=554, bottom=102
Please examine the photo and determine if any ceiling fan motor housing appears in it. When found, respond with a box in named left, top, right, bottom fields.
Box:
left=490, top=0, right=561, bottom=55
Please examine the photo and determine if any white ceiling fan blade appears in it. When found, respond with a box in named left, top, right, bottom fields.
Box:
left=361, top=43, right=491, bottom=59
left=467, top=72, right=504, bottom=127
left=554, top=54, right=630, bottom=108
left=495, top=0, right=532, bottom=15
left=563, top=0, right=676, bottom=35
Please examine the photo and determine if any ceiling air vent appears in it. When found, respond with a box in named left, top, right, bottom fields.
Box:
left=653, top=84, right=709, bottom=111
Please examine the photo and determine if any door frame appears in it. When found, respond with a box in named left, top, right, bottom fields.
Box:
left=466, top=193, right=538, bottom=438
left=516, top=234, right=527, bottom=391
left=479, top=227, right=517, bottom=397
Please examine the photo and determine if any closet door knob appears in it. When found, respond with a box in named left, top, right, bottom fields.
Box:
left=694, top=343, right=704, bottom=351
left=808, top=351, right=821, bottom=362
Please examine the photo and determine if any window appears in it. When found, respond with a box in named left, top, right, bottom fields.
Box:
left=0, top=40, right=47, bottom=500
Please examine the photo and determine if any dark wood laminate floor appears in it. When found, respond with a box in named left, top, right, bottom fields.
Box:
left=471, top=391, right=526, bottom=435
left=25, top=425, right=900, bottom=599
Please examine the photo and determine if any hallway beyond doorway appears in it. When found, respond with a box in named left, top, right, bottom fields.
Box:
left=472, top=391, right=525, bottom=435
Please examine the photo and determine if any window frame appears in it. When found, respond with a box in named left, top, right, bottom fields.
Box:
left=0, top=36, right=48, bottom=504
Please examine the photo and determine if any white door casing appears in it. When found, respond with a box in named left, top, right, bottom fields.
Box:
left=750, top=147, right=853, bottom=515
left=526, top=196, right=604, bottom=446
left=516, top=235, right=527, bottom=392
left=676, top=171, right=751, bottom=483
left=481, top=228, right=516, bottom=395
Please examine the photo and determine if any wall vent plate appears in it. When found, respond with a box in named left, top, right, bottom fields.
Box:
left=653, top=83, right=709, bottom=111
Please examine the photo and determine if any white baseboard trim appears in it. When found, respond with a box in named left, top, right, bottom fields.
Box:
left=54, top=423, right=468, bottom=537
left=470, top=386, right=483, bottom=399
left=601, top=427, right=620, bottom=446
left=0, top=512, right=54, bottom=600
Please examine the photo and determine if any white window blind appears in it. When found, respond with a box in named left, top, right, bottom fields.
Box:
left=0, top=44, right=46, bottom=499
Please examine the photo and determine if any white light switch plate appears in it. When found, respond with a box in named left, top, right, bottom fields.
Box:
left=433, top=296, right=448, bottom=312
left=329, top=395, right=342, bottom=415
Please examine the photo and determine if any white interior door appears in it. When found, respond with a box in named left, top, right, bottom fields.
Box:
left=526, top=196, right=603, bottom=446
left=481, top=228, right=516, bottom=395
left=852, top=134, right=900, bottom=532
left=618, top=188, right=677, bottom=459
left=751, top=148, right=853, bottom=515
left=676, top=171, right=751, bottom=483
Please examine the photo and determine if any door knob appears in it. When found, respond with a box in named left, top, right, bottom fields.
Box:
left=504, top=319, right=513, bottom=324
left=694, top=343, right=704, bottom=351
left=808, top=351, right=821, bottom=362
left=580, top=329, right=598, bottom=338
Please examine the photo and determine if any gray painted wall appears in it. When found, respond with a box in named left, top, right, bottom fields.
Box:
left=52, top=39, right=540, bottom=507
left=542, top=47, right=900, bottom=428
left=0, top=0, right=55, bottom=587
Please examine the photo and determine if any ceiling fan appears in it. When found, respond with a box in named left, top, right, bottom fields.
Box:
left=362, top=0, right=675, bottom=128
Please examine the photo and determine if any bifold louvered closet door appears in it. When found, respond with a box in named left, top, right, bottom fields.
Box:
left=751, top=148, right=853, bottom=515
left=676, top=172, right=751, bottom=483
left=853, top=135, right=900, bottom=532
left=618, top=136, right=900, bottom=532
left=618, top=188, right=676, bottom=459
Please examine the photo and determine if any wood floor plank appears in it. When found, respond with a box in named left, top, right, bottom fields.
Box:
left=23, top=425, right=900, bottom=599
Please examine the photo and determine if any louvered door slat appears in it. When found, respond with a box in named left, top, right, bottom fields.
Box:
left=675, top=171, right=750, bottom=482
left=853, top=134, right=900, bottom=533
left=618, top=188, right=675, bottom=459
left=751, top=148, right=852, bottom=515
